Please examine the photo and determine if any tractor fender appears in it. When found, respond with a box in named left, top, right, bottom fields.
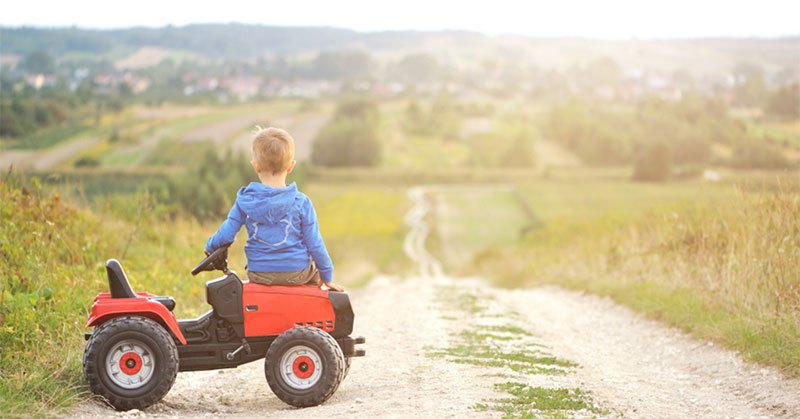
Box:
left=87, top=297, right=187, bottom=345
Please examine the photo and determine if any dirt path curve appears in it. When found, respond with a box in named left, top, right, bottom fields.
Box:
left=0, top=136, right=100, bottom=171
left=71, top=185, right=800, bottom=418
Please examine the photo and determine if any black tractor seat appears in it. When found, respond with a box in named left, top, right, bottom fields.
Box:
left=106, top=259, right=176, bottom=312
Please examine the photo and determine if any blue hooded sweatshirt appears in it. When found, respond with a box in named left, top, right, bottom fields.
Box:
left=204, top=182, right=334, bottom=283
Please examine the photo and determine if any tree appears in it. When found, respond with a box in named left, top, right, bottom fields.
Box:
left=22, top=50, right=55, bottom=74
left=734, top=73, right=768, bottom=107
left=766, top=84, right=800, bottom=120
left=582, top=56, right=621, bottom=87
left=500, top=131, right=537, bottom=168
left=309, top=50, right=374, bottom=80
left=731, top=141, right=791, bottom=169
left=403, top=101, right=427, bottom=135
left=393, top=53, right=438, bottom=83
left=632, top=141, right=672, bottom=182
left=311, top=100, right=382, bottom=167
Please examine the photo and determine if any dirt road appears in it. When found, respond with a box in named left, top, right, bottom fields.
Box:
left=73, top=186, right=800, bottom=418
left=0, top=136, right=100, bottom=171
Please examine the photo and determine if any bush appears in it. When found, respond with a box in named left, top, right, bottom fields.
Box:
left=730, top=141, right=792, bottom=169
left=73, top=156, right=100, bottom=168
left=545, top=96, right=745, bottom=167
left=632, top=141, right=672, bottom=182
left=766, top=84, right=800, bottom=120
left=311, top=100, right=381, bottom=167
left=402, top=99, right=460, bottom=140
left=161, top=148, right=257, bottom=220
left=469, top=118, right=537, bottom=168
left=544, top=101, right=633, bottom=165
left=0, top=98, right=68, bottom=139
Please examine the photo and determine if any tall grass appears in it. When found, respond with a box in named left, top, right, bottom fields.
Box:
left=307, top=183, right=410, bottom=285
left=1, top=177, right=111, bottom=414
left=471, top=181, right=800, bottom=375
left=0, top=176, right=218, bottom=414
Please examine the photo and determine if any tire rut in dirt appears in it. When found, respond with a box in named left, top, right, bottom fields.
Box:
left=83, top=316, right=179, bottom=411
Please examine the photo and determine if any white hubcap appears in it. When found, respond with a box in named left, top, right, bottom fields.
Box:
left=280, top=345, right=323, bottom=390
left=105, top=339, right=155, bottom=389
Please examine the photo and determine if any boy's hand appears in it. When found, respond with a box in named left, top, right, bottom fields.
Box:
left=324, top=282, right=345, bottom=292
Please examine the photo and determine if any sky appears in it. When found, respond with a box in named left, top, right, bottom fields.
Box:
left=1, top=0, right=798, bottom=39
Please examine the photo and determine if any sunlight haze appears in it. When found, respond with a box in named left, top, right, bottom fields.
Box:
left=2, top=0, right=798, bottom=38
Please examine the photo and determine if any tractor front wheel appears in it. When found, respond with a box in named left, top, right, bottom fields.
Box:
left=265, top=326, right=345, bottom=407
left=83, top=316, right=178, bottom=410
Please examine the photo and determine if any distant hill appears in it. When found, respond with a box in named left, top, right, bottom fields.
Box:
left=1, top=24, right=798, bottom=75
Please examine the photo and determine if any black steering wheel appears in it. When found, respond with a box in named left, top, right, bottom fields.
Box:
left=191, top=245, right=230, bottom=276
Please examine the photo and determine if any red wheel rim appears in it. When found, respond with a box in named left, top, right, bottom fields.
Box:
left=292, top=355, right=315, bottom=379
left=119, top=352, right=143, bottom=375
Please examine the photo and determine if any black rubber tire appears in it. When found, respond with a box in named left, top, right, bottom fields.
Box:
left=342, top=356, right=352, bottom=380
left=83, top=316, right=179, bottom=411
left=265, top=326, right=345, bottom=407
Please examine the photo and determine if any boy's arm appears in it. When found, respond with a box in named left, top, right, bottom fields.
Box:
left=300, top=198, right=334, bottom=283
left=205, top=201, right=246, bottom=253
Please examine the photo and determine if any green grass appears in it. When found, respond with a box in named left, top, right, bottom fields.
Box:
left=430, top=287, right=576, bottom=376
left=429, top=187, right=530, bottom=271
left=434, top=285, right=488, bottom=314
left=141, top=137, right=222, bottom=166
left=429, top=330, right=574, bottom=376
left=477, top=382, right=602, bottom=418
left=429, top=286, right=593, bottom=417
left=10, top=125, right=91, bottom=150
left=306, top=183, right=411, bottom=282
left=100, top=147, right=146, bottom=167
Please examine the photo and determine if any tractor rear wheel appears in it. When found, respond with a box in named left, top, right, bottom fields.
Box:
left=83, top=316, right=178, bottom=410
left=265, top=326, right=345, bottom=407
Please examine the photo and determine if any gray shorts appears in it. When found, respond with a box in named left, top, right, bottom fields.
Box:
left=247, top=261, right=320, bottom=286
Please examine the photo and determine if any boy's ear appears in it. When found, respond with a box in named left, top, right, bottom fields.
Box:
left=250, top=159, right=260, bottom=173
left=287, top=160, right=297, bottom=174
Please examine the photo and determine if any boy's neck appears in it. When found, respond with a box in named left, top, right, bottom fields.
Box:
left=258, top=172, right=288, bottom=188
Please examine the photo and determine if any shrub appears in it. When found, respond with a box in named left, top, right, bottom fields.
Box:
left=766, top=84, right=800, bottom=120
left=632, top=141, right=672, bottom=182
left=161, top=148, right=257, bottom=220
left=73, top=156, right=100, bottom=168
left=402, top=98, right=461, bottom=141
left=311, top=100, right=381, bottom=167
left=545, top=96, right=748, bottom=167
left=730, top=141, right=792, bottom=169
left=469, top=119, right=538, bottom=168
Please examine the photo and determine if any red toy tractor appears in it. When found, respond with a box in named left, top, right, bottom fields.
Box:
left=82, top=246, right=365, bottom=411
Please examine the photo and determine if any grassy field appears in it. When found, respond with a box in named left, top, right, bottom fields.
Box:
left=9, top=125, right=93, bottom=150
left=0, top=176, right=409, bottom=414
left=429, top=172, right=800, bottom=376
left=2, top=94, right=798, bottom=415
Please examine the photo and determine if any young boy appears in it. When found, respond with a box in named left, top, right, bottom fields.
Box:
left=204, top=127, right=344, bottom=292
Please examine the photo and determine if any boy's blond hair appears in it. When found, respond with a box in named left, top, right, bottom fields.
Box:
left=252, top=126, right=295, bottom=175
